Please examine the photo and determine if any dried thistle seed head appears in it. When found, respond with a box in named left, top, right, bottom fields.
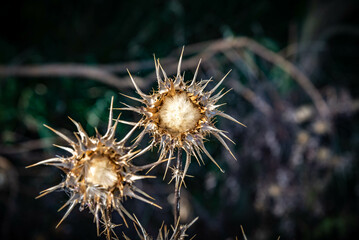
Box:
left=119, top=48, right=245, bottom=179
left=27, top=97, right=160, bottom=240
left=158, top=92, right=202, bottom=134
left=84, top=154, right=118, bottom=187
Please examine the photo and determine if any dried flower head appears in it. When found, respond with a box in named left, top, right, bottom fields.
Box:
left=27, top=97, right=160, bottom=240
left=120, top=48, right=245, bottom=179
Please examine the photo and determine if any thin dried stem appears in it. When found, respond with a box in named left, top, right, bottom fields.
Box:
left=173, top=148, right=182, bottom=234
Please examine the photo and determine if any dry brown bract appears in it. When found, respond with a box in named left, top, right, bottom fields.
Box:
left=27, top=97, right=161, bottom=240
left=119, top=48, right=246, bottom=180
left=123, top=216, right=198, bottom=240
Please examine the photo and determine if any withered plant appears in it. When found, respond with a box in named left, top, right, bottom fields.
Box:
left=27, top=49, right=245, bottom=239
left=0, top=35, right=352, bottom=240
left=119, top=48, right=245, bottom=233
left=27, top=97, right=161, bottom=240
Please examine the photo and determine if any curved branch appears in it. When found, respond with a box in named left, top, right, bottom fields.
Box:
left=154, top=38, right=330, bottom=118
left=0, top=64, right=144, bottom=90
left=230, top=37, right=331, bottom=119
left=0, top=38, right=330, bottom=119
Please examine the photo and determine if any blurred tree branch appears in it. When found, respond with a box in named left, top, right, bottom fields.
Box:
left=0, top=64, right=145, bottom=90
left=0, top=37, right=330, bottom=118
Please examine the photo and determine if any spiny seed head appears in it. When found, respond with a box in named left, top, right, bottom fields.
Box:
left=122, top=215, right=198, bottom=240
left=27, top=97, right=160, bottom=240
left=119, top=48, right=246, bottom=180
left=158, top=92, right=202, bottom=134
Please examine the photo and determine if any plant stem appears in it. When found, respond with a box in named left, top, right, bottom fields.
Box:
left=174, top=148, right=182, bottom=227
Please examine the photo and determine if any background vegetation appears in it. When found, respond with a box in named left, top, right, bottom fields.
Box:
left=0, top=0, right=358, bottom=239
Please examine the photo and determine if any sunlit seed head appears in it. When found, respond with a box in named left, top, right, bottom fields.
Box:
left=158, top=92, right=202, bottom=135
left=121, top=48, right=246, bottom=180
left=27, top=97, right=161, bottom=240
left=85, top=154, right=118, bottom=188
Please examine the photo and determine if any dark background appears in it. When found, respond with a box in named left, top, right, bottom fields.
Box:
left=1, top=0, right=359, bottom=239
